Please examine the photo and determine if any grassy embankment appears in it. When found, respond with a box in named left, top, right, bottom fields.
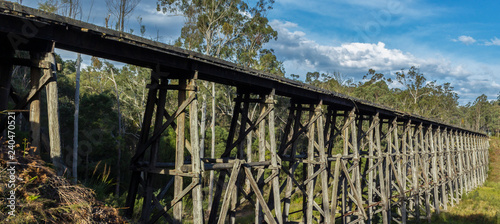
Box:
left=432, top=136, right=500, bottom=224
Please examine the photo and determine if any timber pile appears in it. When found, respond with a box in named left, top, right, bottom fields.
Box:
left=0, top=139, right=127, bottom=224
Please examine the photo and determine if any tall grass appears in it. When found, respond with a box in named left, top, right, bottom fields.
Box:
left=432, top=136, right=500, bottom=224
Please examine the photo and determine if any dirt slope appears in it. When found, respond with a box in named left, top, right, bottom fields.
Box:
left=0, top=140, right=127, bottom=223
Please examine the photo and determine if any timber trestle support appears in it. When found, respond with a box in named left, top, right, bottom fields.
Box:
left=0, top=39, right=63, bottom=174
left=125, top=69, right=489, bottom=224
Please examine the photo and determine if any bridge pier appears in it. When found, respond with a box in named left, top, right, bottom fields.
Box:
left=0, top=39, right=62, bottom=173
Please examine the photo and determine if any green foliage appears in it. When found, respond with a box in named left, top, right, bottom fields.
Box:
left=85, top=161, right=115, bottom=201
left=38, top=0, right=59, bottom=13
left=157, top=0, right=284, bottom=75
left=299, top=67, right=500, bottom=135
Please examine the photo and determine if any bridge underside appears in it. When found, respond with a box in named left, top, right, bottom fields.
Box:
left=0, top=2, right=489, bottom=224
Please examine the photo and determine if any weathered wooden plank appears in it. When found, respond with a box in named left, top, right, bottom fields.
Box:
left=244, top=166, right=277, bottom=224
left=174, top=79, right=187, bottom=224
left=29, top=52, right=41, bottom=154
left=375, top=115, right=388, bottom=224
left=306, top=104, right=315, bottom=224
left=189, top=77, right=203, bottom=224
left=44, top=51, right=62, bottom=175
left=218, top=160, right=242, bottom=224
left=410, top=121, right=420, bottom=223
left=268, top=92, right=283, bottom=224
left=316, top=103, right=331, bottom=224
left=256, top=96, right=265, bottom=224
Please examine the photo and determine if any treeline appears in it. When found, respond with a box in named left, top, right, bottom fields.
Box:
left=294, top=67, right=500, bottom=135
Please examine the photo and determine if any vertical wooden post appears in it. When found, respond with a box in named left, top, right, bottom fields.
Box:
left=305, top=104, right=315, bottom=224
left=401, top=120, right=407, bottom=224
left=125, top=72, right=158, bottom=217
left=342, top=110, right=354, bottom=223
left=174, top=79, right=186, bottom=224
left=386, top=118, right=393, bottom=223
left=367, top=115, right=375, bottom=224
left=438, top=128, right=447, bottom=210
left=427, top=126, right=438, bottom=214
left=317, top=103, right=330, bottom=223
left=141, top=77, right=167, bottom=221
left=451, top=130, right=460, bottom=205
left=268, top=91, right=283, bottom=224
left=44, top=50, right=62, bottom=175
left=410, top=122, right=420, bottom=223
left=375, top=115, right=388, bottom=224
left=354, top=114, right=364, bottom=224
left=351, top=111, right=361, bottom=222
left=422, top=125, right=431, bottom=222
left=457, top=131, right=464, bottom=197
left=466, top=133, right=470, bottom=192
left=472, top=134, right=478, bottom=188
left=342, top=112, right=349, bottom=224
left=445, top=129, right=454, bottom=207
left=463, top=132, right=470, bottom=193
left=255, top=96, right=265, bottom=224
left=189, top=77, right=203, bottom=224
left=29, top=52, right=41, bottom=154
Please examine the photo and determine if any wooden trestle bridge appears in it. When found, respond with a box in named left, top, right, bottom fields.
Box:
left=0, top=2, right=490, bottom=224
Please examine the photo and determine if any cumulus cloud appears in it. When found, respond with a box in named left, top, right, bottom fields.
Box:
left=452, top=35, right=476, bottom=45
left=485, top=37, right=500, bottom=46
left=266, top=20, right=500, bottom=103
left=268, top=20, right=470, bottom=75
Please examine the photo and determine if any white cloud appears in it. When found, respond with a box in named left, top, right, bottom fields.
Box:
left=485, top=37, right=500, bottom=46
left=452, top=35, right=476, bottom=45
left=269, top=20, right=470, bottom=75
left=267, top=20, right=500, bottom=104
left=133, top=3, right=185, bottom=42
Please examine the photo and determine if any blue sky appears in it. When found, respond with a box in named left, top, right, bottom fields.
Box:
left=23, top=0, right=500, bottom=104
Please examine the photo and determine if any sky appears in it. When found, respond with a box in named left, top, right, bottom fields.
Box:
left=22, top=0, right=500, bottom=104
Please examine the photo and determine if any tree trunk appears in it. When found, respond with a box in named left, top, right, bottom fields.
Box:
left=73, top=53, right=81, bottom=184
left=208, top=82, right=216, bottom=211
left=200, top=92, right=207, bottom=159
left=109, top=69, right=123, bottom=196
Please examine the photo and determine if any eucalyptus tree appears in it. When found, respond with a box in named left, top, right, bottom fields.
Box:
left=157, top=1, right=283, bottom=217
left=105, top=0, right=141, bottom=32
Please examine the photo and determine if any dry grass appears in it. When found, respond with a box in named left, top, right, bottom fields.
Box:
left=0, top=141, right=127, bottom=224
